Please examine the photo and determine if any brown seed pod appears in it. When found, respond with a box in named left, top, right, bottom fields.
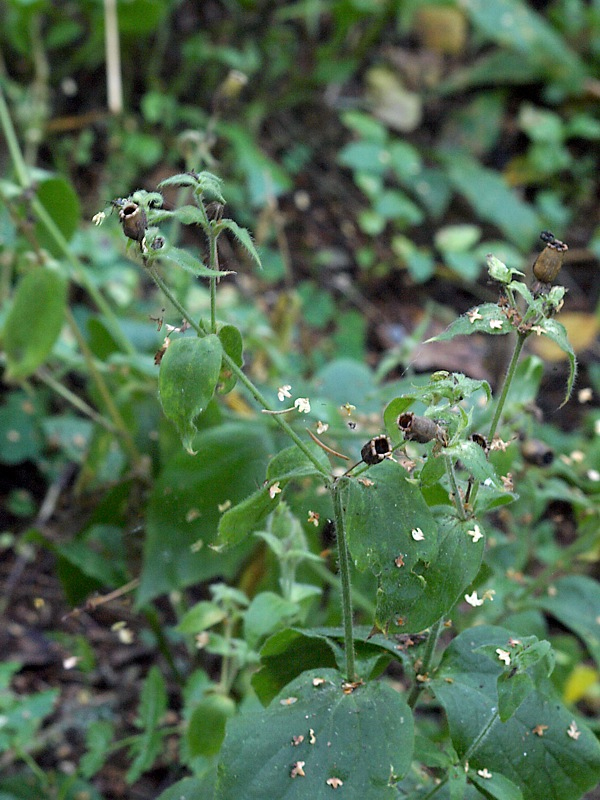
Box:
left=471, top=433, right=489, bottom=453
left=361, top=435, right=392, bottom=465
left=532, top=231, right=568, bottom=284
left=119, top=202, right=147, bottom=243
left=397, top=412, right=447, bottom=445
left=521, top=438, right=554, bottom=467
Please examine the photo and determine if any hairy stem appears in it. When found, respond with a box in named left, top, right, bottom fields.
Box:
left=488, top=332, right=527, bottom=442
left=332, top=479, right=356, bottom=682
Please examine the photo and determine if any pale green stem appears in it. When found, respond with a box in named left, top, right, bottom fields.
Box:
left=332, top=479, right=356, bottom=682
left=146, top=263, right=331, bottom=479
left=208, top=230, right=219, bottom=333
left=488, top=332, right=527, bottom=442
left=407, top=615, right=444, bottom=708
left=36, top=367, right=117, bottom=433
left=0, top=86, right=134, bottom=356
left=445, top=455, right=466, bottom=520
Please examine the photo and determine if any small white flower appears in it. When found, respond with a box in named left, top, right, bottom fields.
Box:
left=92, top=211, right=106, bottom=226
left=567, top=720, right=581, bottom=740
left=496, top=648, right=511, bottom=666
left=587, top=469, right=600, bottom=482
left=411, top=527, right=425, bottom=541
left=467, top=308, right=483, bottom=324
left=477, top=768, right=492, bottom=779
left=489, top=319, right=503, bottom=330
left=467, top=524, right=484, bottom=543
left=531, top=324, right=545, bottom=336
left=316, top=420, right=329, bottom=434
left=294, top=397, right=311, bottom=413
left=278, top=384, right=292, bottom=401
left=465, top=591, right=484, bottom=607
left=269, top=482, right=282, bottom=499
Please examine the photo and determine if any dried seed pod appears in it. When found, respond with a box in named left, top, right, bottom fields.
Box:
left=471, top=433, right=489, bottom=452
left=397, top=412, right=447, bottom=445
left=361, top=435, right=392, bottom=465
left=532, top=231, right=568, bottom=284
left=521, top=438, right=554, bottom=466
left=119, top=202, right=147, bottom=243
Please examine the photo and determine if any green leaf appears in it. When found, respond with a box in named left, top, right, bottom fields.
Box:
left=244, top=592, right=300, bottom=650
left=218, top=485, right=280, bottom=548
left=0, top=391, right=43, bottom=463
left=216, top=668, right=414, bottom=799
left=342, top=461, right=485, bottom=631
left=80, top=721, right=114, bottom=778
left=338, top=141, right=390, bottom=175
left=252, top=629, right=340, bottom=705
left=444, top=154, right=540, bottom=247
left=139, top=422, right=274, bottom=605
left=496, top=671, right=534, bottom=722
left=158, top=335, right=223, bottom=454
left=127, top=666, right=167, bottom=784
left=445, top=440, right=500, bottom=486
left=427, top=303, right=513, bottom=343
left=3, top=269, right=67, bottom=380
left=177, top=601, right=227, bottom=634
left=219, top=219, right=262, bottom=269
left=35, top=176, right=80, bottom=256
left=533, top=576, right=600, bottom=667
left=161, top=245, right=233, bottom=278
left=266, top=442, right=331, bottom=482
left=535, top=318, right=577, bottom=407
left=155, top=776, right=217, bottom=800
left=217, top=324, right=243, bottom=395
left=431, top=626, right=600, bottom=800
left=469, top=768, right=523, bottom=800
left=187, top=694, right=235, bottom=757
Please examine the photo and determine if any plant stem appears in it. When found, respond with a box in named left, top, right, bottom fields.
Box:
left=488, top=332, right=527, bottom=442
left=208, top=230, right=219, bottom=333
left=64, top=306, right=142, bottom=467
left=36, top=367, right=118, bottom=433
left=146, top=263, right=331, bottom=479
left=445, top=456, right=466, bottom=520
left=0, top=85, right=134, bottom=356
left=407, top=615, right=444, bottom=708
left=332, top=479, right=356, bottom=682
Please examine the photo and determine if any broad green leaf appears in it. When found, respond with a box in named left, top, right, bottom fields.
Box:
left=217, top=324, right=243, bottom=394
left=177, top=601, right=227, bottom=634
left=431, top=626, right=600, bottom=800
left=444, top=155, right=540, bottom=247
left=266, top=442, right=331, bottom=482
left=218, top=485, right=280, bottom=548
left=218, top=441, right=330, bottom=549
left=535, top=318, right=577, bottom=407
left=533, top=576, right=600, bottom=667
left=139, top=422, right=274, bottom=605
left=461, top=0, right=587, bottom=92
left=445, top=440, right=500, bottom=486
left=342, top=461, right=484, bottom=631
left=216, top=668, right=414, bottom=799
left=155, top=776, right=216, bottom=800
left=219, top=219, right=262, bottom=269
left=187, top=694, right=235, bottom=757
left=3, top=269, right=67, bottom=380
left=35, top=176, right=80, bottom=256
left=427, top=303, right=513, bottom=343
left=170, top=204, right=207, bottom=226
left=468, top=768, right=523, bottom=800
left=0, top=390, right=43, bottom=463
left=496, top=671, right=534, bottom=722
left=158, top=335, right=223, bottom=454
left=244, top=592, right=300, bottom=650
left=252, top=629, right=340, bottom=705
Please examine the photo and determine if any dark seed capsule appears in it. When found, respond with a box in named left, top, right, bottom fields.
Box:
left=119, top=202, right=147, bottom=242
left=361, top=435, right=392, bottom=465
left=521, top=439, right=554, bottom=467
left=532, top=232, right=568, bottom=284
left=471, top=433, right=488, bottom=452
left=397, top=412, right=447, bottom=445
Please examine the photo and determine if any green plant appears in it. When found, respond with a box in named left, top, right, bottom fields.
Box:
left=81, top=170, right=598, bottom=799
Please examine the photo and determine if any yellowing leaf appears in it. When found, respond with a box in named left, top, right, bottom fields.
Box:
left=563, top=664, right=599, bottom=704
